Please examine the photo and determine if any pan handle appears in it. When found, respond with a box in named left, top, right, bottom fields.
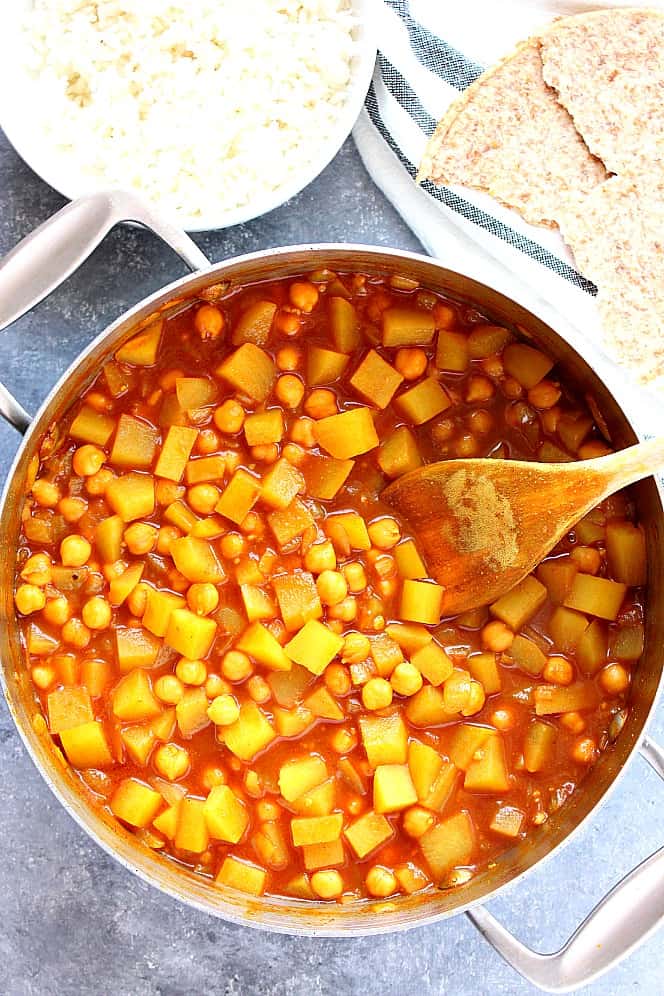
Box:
left=0, top=190, right=210, bottom=334
left=466, top=735, right=664, bottom=993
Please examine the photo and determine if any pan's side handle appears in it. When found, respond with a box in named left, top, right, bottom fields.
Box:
left=0, top=190, right=210, bottom=334
left=466, top=736, right=664, bottom=993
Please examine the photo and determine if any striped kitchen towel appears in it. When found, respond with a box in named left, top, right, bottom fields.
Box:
left=352, top=0, right=664, bottom=428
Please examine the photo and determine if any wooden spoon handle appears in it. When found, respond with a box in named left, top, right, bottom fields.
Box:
left=592, top=436, right=664, bottom=494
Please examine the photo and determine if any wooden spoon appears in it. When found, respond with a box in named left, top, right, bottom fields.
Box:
left=382, top=438, right=663, bottom=616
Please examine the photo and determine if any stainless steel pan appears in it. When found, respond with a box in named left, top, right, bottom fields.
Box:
left=1, top=193, right=662, bottom=992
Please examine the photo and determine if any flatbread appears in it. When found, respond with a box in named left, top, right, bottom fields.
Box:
left=541, top=8, right=664, bottom=176
left=559, top=174, right=664, bottom=385
left=419, top=39, right=607, bottom=228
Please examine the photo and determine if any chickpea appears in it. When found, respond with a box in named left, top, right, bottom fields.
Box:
left=362, top=677, right=393, bottom=711
left=60, top=534, right=91, bottom=568
left=61, top=618, right=91, bottom=649
left=275, top=374, right=305, bottom=409
left=187, top=582, right=219, bottom=616
left=462, top=680, right=486, bottom=716
left=543, top=655, right=574, bottom=686
left=570, top=546, right=601, bottom=575
left=403, top=806, right=435, bottom=839
left=390, top=661, right=423, bottom=697
left=154, top=675, right=185, bottom=704
left=176, top=658, right=208, bottom=686
left=276, top=345, right=302, bottom=371
left=214, top=399, right=245, bottom=434
left=207, top=694, right=240, bottom=726
left=205, top=674, right=230, bottom=699
left=343, top=562, right=367, bottom=593
left=20, top=552, right=52, bottom=587
left=325, top=663, right=351, bottom=697
left=465, top=375, right=495, bottom=403
left=572, top=736, right=597, bottom=765
left=342, top=632, right=370, bottom=664
left=154, top=743, right=190, bottom=781
left=58, top=496, right=88, bottom=523
left=157, top=525, right=181, bottom=556
left=73, top=445, right=106, bottom=477
left=274, top=309, right=301, bottom=336
left=86, top=391, right=113, bottom=413
left=368, top=518, right=401, bottom=551
left=541, top=407, right=561, bottom=434
left=600, top=663, right=630, bottom=695
left=247, top=675, right=271, bottom=704
left=251, top=443, right=279, bottom=464
left=304, top=388, right=337, bottom=420
left=240, top=511, right=264, bottom=538
left=560, top=711, right=585, bottom=734
left=317, top=570, right=348, bottom=606
left=394, top=348, right=428, bottom=381
left=289, top=417, right=316, bottom=448
left=155, top=480, right=185, bottom=506
left=31, top=479, right=61, bottom=508
left=433, top=302, right=455, bottom=328
left=311, top=870, right=343, bottom=900
left=289, top=281, right=319, bottom=313
left=347, top=795, right=363, bottom=816
left=432, top=417, right=455, bottom=443
left=43, top=596, right=72, bottom=626
left=481, top=355, right=504, bottom=379
left=220, top=532, right=246, bottom=560
left=490, top=707, right=516, bottom=731
left=14, top=583, right=46, bottom=615
left=124, top=522, right=158, bottom=555
left=304, top=541, right=336, bottom=574
left=127, top=582, right=149, bottom=618
left=85, top=468, right=115, bottom=496
left=454, top=433, right=479, bottom=458
left=468, top=409, right=494, bottom=435
left=481, top=620, right=514, bottom=653
left=330, top=727, right=357, bottom=753
left=222, top=650, right=253, bottom=682
left=256, top=799, right=281, bottom=822
left=528, top=380, right=561, bottom=409
left=202, top=765, right=227, bottom=791
left=328, top=596, right=357, bottom=623
left=366, top=866, right=398, bottom=898
left=194, top=304, right=224, bottom=340
left=31, top=665, right=56, bottom=690
left=196, top=428, right=221, bottom=455
left=187, top=484, right=220, bottom=516
left=282, top=442, right=305, bottom=467
left=502, top=376, right=523, bottom=400
left=82, top=596, right=112, bottom=631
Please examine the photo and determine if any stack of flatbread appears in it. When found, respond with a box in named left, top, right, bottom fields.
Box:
left=419, top=8, right=664, bottom=386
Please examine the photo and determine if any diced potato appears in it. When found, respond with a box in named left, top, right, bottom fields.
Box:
left=394, top=539, right=427, bottom=580
left=240, top=584, right=276, bottom=622
left=121, top=724, right=155, bottom=766
left=116, top=626, right=162, bottom=672
left=110, top=414, right=159, bottom=469
left=106, top=474, right=155, bottom=522
left=422, top=761, right=458, bottom=813
left=370, top=633, right=403, bottom=677
left=143, top=588, right=186, bottom=637
left=490, top=575, right=547, bottom=630
left=448, top=725, right=493, bottom=770
left=215, top=468, right=262, bottom=525
left=272, top=573, right=322, bottom=635
left=490, top=805, right=525, bottom=838
left=377, top=426, right=423, bottom=479
left=155, top=426, right=199, bottom=481
left=185, top=454, right=226, bottom=486
left=550, top=606, right=588, bottom=653
left=109, top=562, right=144, bottom=606
left=216, top=856, right=267, bottom=896
left=285, top=620, right=344, bottom=676
left=405, top=685, right=454, bottom=726
left=610, top=624, right=644, bottom=661
left=325, top=511, right=371, bottom=552
left=164, top=499, right=199, bottom=534
left=204, top=784, right=249, bottom=842
left=534, top=682, right=599, bottom=715
left=175, top=797, right=209, bottom=852
left=237, top=621, right=292, bottom=671
left=394, top=377, right=451, bottom=425
left=260, top=458, right=304, bottom=510
left=301, top=454, right=354, bottom=500
left=395, top=862, right=431, bottom=894
left=170, top=535, right=225, bottom=584
left=464, top=734, right=510, bottom=792
left=60, top=721, right=114, bottom=768
left=537, top=558, right=578, bottom=605
left=385, top=623, right=432, bottom=654
left=302, top=839, right=345, bottom=871
left=303, top=686, right=344, bottom=720
left=467, top=325, right=513, bottom=359
left=329, top=296, right=361, bottom=353
left=232, top=300, right=276, bottom=346
left=291, top=813, right=343, bottom=847
left=436, top=329, right=469, bottom=372
left=307, top=345, right=349, bottom=385
left=558, top=414, right=593, bottom=453
left=314, top=407, right=379, bottom=459
left=408, top=740, right=442, bottom=802
left=252, top=820, right=290, bottom=870
left=502, top=343, right=554, bottom=388
left=47, top=686, right=93, bottom=734
left=190, top=515, right=226, bottom=539
left=151, top=707, right=177, bottom=742
left=467, top=652, right=501, bottom=694
left=176, top=687, right=210, bottom=737
left=374, top=763, right=417, bottom=813
left=399, top=579, right=443, bottom=625
left=222, top=702, right=276, bottom=760
left=410, top=641, right=453, bottom=686
left=216, top=343, right=276, bottom=402
left=350, top=349, right=404, bottom=409
left=165, top=609, right=217, bottom=659
left=69, top=405, right=116, bottom=446
left=507, top=635, right=547, bottom=676
left=338, top=756, right=367, bottom=795
left=564, top=575, right=627, bottom=621
left=81, top=658, right=113, bottom=697
left=382, top=307, right=435, bottom=347
left=153, top=803, right=180, bottom=839
left=244, top=409, right=284, bottom=448
left=94, top=515, right=125, bottom=563
left=111, top=778, right=163, bottom=828
left=290, top=777, right=336, bottom=817
left=420, top=811, right=474, bottom=879
left=576, top=509, right=606, bottom=544
left=112, top=669, right=162, bottom=722
left=344, top=811, right=393, bottom=858
left=267, top=662, right=315, bottom=707
left=279, top=755, right=328, bottom=802
left=159, top=394, right=187, bottom=428
left=359, top=712, right=408, bottom=767
left=576, top=619, right=608, bottom=674
left=116, top=319, right=163, bottom=366
left=524, top=719, right=556, bottom=772
left=274, top=704, right=314, bottom=738
left=268, top=499, right=315, bottom=546
left=606, top=521, right=647, bottom=586
left=27, top=624, right=59, bottom=657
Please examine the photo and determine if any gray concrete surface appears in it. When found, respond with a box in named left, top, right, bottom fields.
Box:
left=0, top=130, right=662, bottom=996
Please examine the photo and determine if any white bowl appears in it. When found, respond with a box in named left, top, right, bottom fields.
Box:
left=0, top=1, right=376, bottom=232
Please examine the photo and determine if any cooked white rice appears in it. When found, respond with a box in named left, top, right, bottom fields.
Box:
left=21, top=0, right=357, bottom=223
